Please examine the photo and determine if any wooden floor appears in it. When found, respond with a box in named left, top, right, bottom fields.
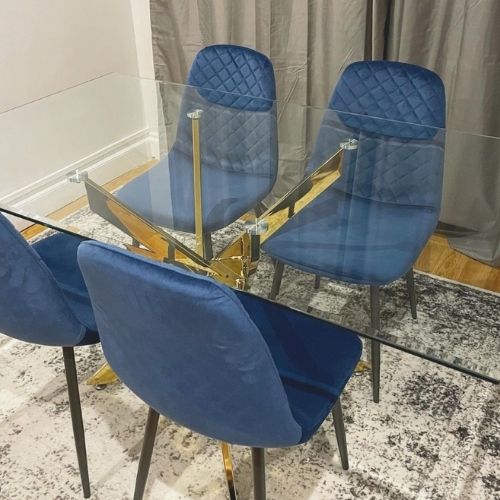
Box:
left=21, top=162, right=500, bottom=294
left=415, top=234, right=499, bottom=293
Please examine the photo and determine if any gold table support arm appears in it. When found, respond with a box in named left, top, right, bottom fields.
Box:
left=188, top=109, right=206, bottom=258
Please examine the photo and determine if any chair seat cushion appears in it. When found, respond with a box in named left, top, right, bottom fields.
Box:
left=263, top=187, right=438, bottom=285
left=236, top=291, right=362, bottom=443
left=33, top=232, right=99, bottom=344
left=117, top=149, right=274, bottom=233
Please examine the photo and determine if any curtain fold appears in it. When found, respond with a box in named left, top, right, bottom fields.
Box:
left=376, top=0, right=500, bottom=265
left=150, top=0, right=500, bottom=265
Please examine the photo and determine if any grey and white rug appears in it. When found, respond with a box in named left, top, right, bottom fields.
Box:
left=0, top=210, right=498, bottom=499
left=0, top=334, right=498, bottom=499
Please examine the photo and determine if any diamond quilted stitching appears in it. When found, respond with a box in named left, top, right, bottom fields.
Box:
left=173, top=46, right=277, bottom=176
left=331, top=61, right=445, bottom=139
left=188, top=45, right=276, bottom=112
left=347, top=134, right=444, bottom=207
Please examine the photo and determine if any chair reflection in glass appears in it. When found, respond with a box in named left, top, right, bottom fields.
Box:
left=263, top=61, right=446, bottom=402
left=78, top=241, right=362, bottom=500
left=117, top=44, right=278, bottom=258
left=0, top=213, right=98, bottom=498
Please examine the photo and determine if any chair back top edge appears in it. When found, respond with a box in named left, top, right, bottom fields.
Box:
left=330, top=60, right=446, bottom=139
left=187, top=44, right=276, bottom=109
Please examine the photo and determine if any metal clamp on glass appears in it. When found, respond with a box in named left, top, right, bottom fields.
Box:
left=340, top=138, right=358, bottom=150
left=67, top=169, right=89, bottom=184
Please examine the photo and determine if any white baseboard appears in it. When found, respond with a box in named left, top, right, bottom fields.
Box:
left=1, top=128, right=158, bottom=229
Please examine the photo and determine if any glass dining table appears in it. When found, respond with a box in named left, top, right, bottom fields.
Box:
left=0, top=73, right=498, bottom=494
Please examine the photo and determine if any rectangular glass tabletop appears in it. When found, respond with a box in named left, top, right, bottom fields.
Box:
left=0, top=73, right=498, bottom=382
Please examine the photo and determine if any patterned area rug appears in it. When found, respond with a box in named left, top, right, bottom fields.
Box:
left=0, top=337, right=498, bottom=499
left=0, top=212, right=498, bottom=499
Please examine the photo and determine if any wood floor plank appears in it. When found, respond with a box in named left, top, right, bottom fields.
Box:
left=415, top=235, right=500, bottom=293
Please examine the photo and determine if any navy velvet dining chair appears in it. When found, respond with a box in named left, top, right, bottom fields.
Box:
left=78, top=241, right=362, bottom=500
left=117, top=44, right=278, bottom=258
left=0, top=213, right=98, bottom=498
left=263, top=61, right=446, bottom=403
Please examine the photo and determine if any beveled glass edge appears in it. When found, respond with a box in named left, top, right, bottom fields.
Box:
left=236, top=289, right=499, bottom=384
left=0, top=201, right=126, bottom=249
left=0, top=201, right=89, bottom=238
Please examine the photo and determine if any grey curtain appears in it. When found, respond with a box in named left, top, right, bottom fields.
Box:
left=150, top=0, right=500, bottom=266
left=369, top=0, right=500, bottom=266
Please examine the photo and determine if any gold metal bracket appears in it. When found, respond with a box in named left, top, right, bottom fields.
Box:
left=81, top=179, right=241, bottom=287
left=188, top=109, right=205, bottom=257
left=354, top=359, right=371, bottom=376
left=86, top=362, right=119, bottom=387
left=221, top=442, right=237, bottom=500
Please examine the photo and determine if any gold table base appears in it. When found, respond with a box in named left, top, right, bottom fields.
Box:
left=221, top=442, right=237, bottom=500
left=354, top=359, right=371, bottom=375
left=86, top=362, right=118, bottom=387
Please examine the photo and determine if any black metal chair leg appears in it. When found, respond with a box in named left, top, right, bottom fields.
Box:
left=405, top=268, right=417, bottom=319
left=269, top=261, right=284, bottom=300
left=332, top=399, right=349, bottom=470
left=251, top=447, right=266, bottom=500
left=62, top=347, right=91, bottom=498
left=314, top=275, right=321, bottom=289
left=134, top=407, right=160, bottom=500
left=369, top=285, right=381, bottom=404
left=202, top=232, right=213, bottom=260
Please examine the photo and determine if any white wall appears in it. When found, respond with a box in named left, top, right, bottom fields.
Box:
left=129, top=0, right=155, bottom=79
left=129, top=0, right=160, bottom=157
left=0, top=1, right=140, bottom=112
left=0, top=1, right=157, bottom=226
left=0, top=74, right=152, bottom=212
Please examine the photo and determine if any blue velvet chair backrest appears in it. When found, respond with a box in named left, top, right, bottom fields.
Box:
left=0, top=214, right=85, bottom=346
left=308, top=61, right=446, bottom=210
left=77, top=241, right=302, bottom=447
left=173, top=44, right=278, bottom=177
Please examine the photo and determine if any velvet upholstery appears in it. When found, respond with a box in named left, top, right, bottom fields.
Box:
left=117, top=45, right=278, bottom=233
left=0, top=213, right=98, bottom=346
left=235, top=290, right=362, bottom=442
left=78, top=241, right=362, bottom=447
left=264, top=61, right=446, bottom=286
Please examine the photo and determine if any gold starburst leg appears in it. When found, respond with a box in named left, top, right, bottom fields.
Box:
left=221, top=442, right=237, bottom=500
left=86, top=362, right=119, bottom=387
left=355, top=359, right=371, bottom=375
